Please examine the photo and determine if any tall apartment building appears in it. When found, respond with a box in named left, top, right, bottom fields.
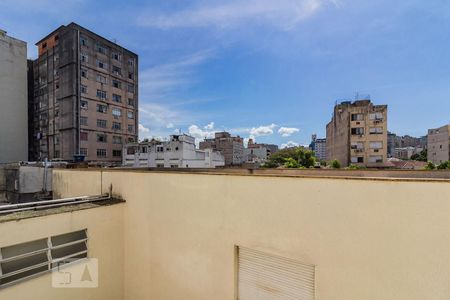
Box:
left=309, top=134, right=327, bottom=161
left=0, top=29, right=28, bottom=163
left=199, top=132, right=244, bottom=166
left=29, top=23, right=138, bottom=162
left=326, top=99, right=388, bottom=167
left=427, top=124, right=450, bottom=164
left=123, top=134, right=225, bottom=168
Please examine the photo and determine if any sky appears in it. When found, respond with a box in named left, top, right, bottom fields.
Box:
left=1, top=0, right=450, bottom=148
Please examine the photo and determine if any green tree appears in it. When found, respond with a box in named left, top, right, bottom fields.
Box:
left=437, top=161, right=450, bottom=170
left=264, top=147, right=316, bottom=169
left=331, top=159, right=341, bottom=169
left=410, top=149, right=427, bottom=162
left=425, top=161, right=436, bottom=170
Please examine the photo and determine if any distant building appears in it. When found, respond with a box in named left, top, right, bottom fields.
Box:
left=0, top=29, right=28, bottom=163
left=326, top=99, right=388, bottom=167
left=200, top=132, right=244, bottom=166
left=244, top=139, right=279, bottom=163
left=393, top=147, right=423, bottom=160
left=427, top=124, right=450, bottom=164
left=387, top=132, right=427, bottom=157
left=309, top=134, right=327, bottom=161
left=123, top=134, right=225, bottom=168
left=29, top=23, right=138, bottom=163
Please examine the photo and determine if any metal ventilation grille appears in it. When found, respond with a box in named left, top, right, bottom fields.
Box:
left=238, top=247, right=315, bottom=300
left=0, top=229, right=88, bottom=288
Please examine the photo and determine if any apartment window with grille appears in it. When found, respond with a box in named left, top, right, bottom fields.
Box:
left=112, top=108, right=122, bottom=117
left=128, top=124, right=134, bottom=132
left=351, top=127, right=364, bottom=135
left=112, top=150, right=122, bottom=157
left=0, top=229, right=88, bottom=288
left=113, top=136, right=122, bottom=144
left=96, top=44, right=107, bottom=55
left=369, top=155, right=383, bottom=163
left=351, top=113, right=364, bottom=121
left=80, top=37, right=88, bottom=47
left=112, top=52, right=122, bottom=61
left=112, top=66, right=122, bottom=76
left=112, top=94, right=122, bottom=103
left=369, top=112, right=383, bottom=120
left=81, top=69, right=88, bottom=79
left=96, top=149, right=107, bottom=157
left=97, top=134, right=107, bottom=143
left=80, top=116, right=88, bottom=126
left=80, top=100, right=88, bottom=110
left=97, top=104, right=107, bottom=114
left=96, top=74, right=107, bottom=84
left=128, top=98, right=134, bottom=106
left=81, top=85, right=88, bottom=94
left=96, top=89, right=107, bottom=100
left=112, top=80, right=122, bottom=89
left=369, top=127, right=383, bottom=134
left=127, top=84, right=134, bottom=93
left=97, top=119, right=107, bottom=128
left=80, top=131, right=88, bottom=141
left=237, top=246, right=315, bottom=300
left=80, top=148, right=88, bottom=156
left=112, top=122, right=121, bottom=130
left=127, top=111, right=134, bottom=119
left=370, top=141, right=383, bottom=149
left=81, top=53, right=89, bottom=63
left=351, top=156, right=364, bottom=163
left=96, top=59, right=106, bottom=69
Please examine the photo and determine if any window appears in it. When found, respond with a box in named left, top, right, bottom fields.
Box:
left=369, top=112, right=383, bottom=120
left=351, top=128, right=364, bottom=135
left=351, top=114, right=364, bottom=121
left=112, top=80, right=121, bottom=89
left=81, top=53, right=88, bottom=63
left=369, top=155, right=383, bottom=163
left=128, top=59, right=134, bottom=67
left=237, top=247, right=315, bottom=300
left=112, top=107, right=122, bottom=117
left=81, top=69, right=88, bottom=78
left=127, top=147, right=136, bottom=155
left=96, top=104, right=107, bottom=113
left=97, top=119, right=107, bottom=128
left=112, top=52, right=122, bottom=61
left=351, top=142, right=364, bottom=150
left=128, top=137, right=135, bottom=143
left=351, top=156, right=364, bottom=163
left=81, top=85, right=88, bottom=94
left=96, top=59, right=106, bottom=69
left=96, top=89, right=107, bottom=100
left=80, top=131, right=88, bottom=141
left=80, top=148, right=88, bottom=156
left=127, top=111, right=134, bottom=119
left=112, top=122, right=121, bottom=130
left=96, top=43, right=107, bottom=54
left=112, top=66, right=122, bottom=76
left=97, top=133, right=107, bottom=143
left=113, top=136, right=122, bottom=144
left=0, top=230, right=88, bottom=288
left=141, top=146, right=148, bottom=153
left=80, top=37, right=88, bottom=47
left=128, top=124, right=134, bottom=132
left=128, top=72, right=134, bottom=80
left=127, top=84, right=134, bottom=93
left=370, top=141, right=383, bottom=149
left=80, top=116, right=88, bottom=126
left=97, top=149, right=107, bottom=157
left=112, top=94, right=122, bottom=103
left=96, top=74, right=107, bottom=84
left=112, top=150, right=122, bottom=157
left=369, top=127, right=383, bottom=134
left=128, top=98, right=134, bottom=106
left=156, top=146, right=164, bottom=152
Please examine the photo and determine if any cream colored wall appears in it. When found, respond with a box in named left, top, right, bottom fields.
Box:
left=0, top=203, right=124, bottom=300
left=54, top=170, right=450, bottom=300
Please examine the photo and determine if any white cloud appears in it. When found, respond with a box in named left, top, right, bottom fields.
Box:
left=139, top=124, right=151, bottom=139
left=137, top=0, right=328, bottom=31
left=249, top=123, right=277, bottom=137
left=281, top=141, right=299, bottom=149
left=278, top=127, right=300, bottom=137
left=188, top=124, right=216, bottom=141
left=204, top=122, right=215, bottom=130
left=166, top=123, right=174, bottom=129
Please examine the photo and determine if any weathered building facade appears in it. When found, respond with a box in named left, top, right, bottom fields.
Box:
left=427, top=124, right=450, bottom=164
left=199, top=132, right=244, bottom=166
left=29, top=23, right=138, bottom=163
left=0, top=29, right=28, bottom=163
left=326, top=99, right=388, bottom=167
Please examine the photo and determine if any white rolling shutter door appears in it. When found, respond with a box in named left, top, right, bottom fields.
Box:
left=238, top=247, right=315, bottom=300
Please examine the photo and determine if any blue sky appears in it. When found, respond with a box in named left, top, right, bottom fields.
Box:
left=1, top=0, right=449, bottom=147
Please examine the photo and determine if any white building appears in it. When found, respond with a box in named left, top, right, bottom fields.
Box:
left=393, top=146, right=423, bottom=160
left=0, top=29, right=28, bottom=163
left=123, top=134, right=225, bottom=168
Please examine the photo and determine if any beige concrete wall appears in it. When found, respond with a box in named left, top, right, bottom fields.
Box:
left=0, top=30, right=28, bottom=163
left=0, top=202, right=124, bottom=300
left=428, top=125, right=450, bottom=164
left=52, top=169, right=450, bottom=300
